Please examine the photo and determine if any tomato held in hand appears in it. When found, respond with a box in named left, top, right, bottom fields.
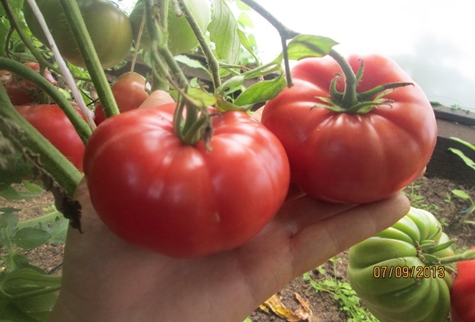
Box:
left=94, top=72, right=149, bottom=125
left=15, top=104, right=85, bottom=171
left=24, top=0, right=132, bottom=69
left=1, top=62, right=56, bottom=105
left=84, top=103, right=290, bottom=257
left=450, top=248, right=475, bottom=322
left=262, top=54, right=437, bottom=204
left=129, top=0, right=211, bottom=55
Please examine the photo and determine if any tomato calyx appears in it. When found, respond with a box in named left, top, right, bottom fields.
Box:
left=315, top=49, right=414, bottom=114
left=173, top=96, right=213, bottom=150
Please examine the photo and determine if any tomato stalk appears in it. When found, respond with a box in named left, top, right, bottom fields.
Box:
left=57, top=0, right=119, bottom=121
left=176, top=0, right=221, bottom=88
left=320, top=49, right=414, bottom=114
left=143, top=0, right=189, bottom=90
left=426, top=249, right=475, bottom=266
left=240, top=0, right=299, bottom=87
left=0, top=84, right=82, bottom=197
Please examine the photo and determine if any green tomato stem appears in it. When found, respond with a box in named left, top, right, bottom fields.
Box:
left=0, top=59, right=92, bottom=144
left=58, top=0, right=119, bottom=120
left=177, top=0, right=222, bottom=88
left=436, top=250, right=475, bottom=265
left=240, top=0, right=300, bottom=88
left=0, top=84, right=82, bottom=197
left=328, top=49, right=359, bottom=108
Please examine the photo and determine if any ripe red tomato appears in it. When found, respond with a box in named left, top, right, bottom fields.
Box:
left=1, top=62, right=56, bottom=105
left=450, top=248, right=475, bottom=322
left=84, top=103, right=290, bottom=257
left=15, top=103, right=85, bottom=171
left=261, top=54, right=437, bottom=204
left=24, top=0, right=133, bottom=69
left=94, top=72, right=149, bottom=125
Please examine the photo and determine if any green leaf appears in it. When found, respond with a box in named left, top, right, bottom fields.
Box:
left=287, top=34, right=339, bottom=60
left=238, top=12, right=253, bottom=28
left=234, top=74, right=286, bottom=107
left=452, top=189, right=472, bottom=200
left=451, top=137, right=475, bottom=151
left=237, top=28, right=259, bottom=63
left=0, top=268, right=60, bottom=321
left=0, top=184, right=42, bottom=200
left=0, top=209, right=19, bottom=236
left=208, top=0, right=240, bottom=63
left=38, top=215, right=68, bottom=244
left=186, top=88, right=217, bottom=108
left=174, top=55, right=212, bottom=78
left=12, top=228, right=51, bottom=249
left=449, top=148, right=475, bottom=171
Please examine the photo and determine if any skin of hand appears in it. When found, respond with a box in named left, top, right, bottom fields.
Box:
left=48, top=91, right=411, bottom=322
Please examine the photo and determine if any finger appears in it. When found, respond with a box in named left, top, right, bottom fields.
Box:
left=251, top=106, right=264, bottom=122
left=289, top=193, right=410, bottom=275
left=139, top=90, right=174, bottom=109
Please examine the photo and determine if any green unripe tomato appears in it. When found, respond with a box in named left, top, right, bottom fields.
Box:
left=24, top=0, right=133, bottom=69
left=129, top=0, right=211, bottom=55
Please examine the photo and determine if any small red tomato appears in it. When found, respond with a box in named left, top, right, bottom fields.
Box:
left=15, top=103, right=85, bottom=171
left=2, top=62, right=56, bottom=105
left=94, top=72, right=149, bottom=125
left=450, top=248, right=475, bottom=322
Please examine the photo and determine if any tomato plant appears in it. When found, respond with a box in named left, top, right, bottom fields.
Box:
left=347, top=207, right=455, bottom=322
left=261, top=54, right=437, bottom=204
left=94, top=72, right=149, bottom=125
left=1, top=62, right=56, bottom=105
left=450, top=247, right=475, bottom=322
left=15, top=103, right=85, bottom=171
left=83, top=103, right=290, bottom=257
left=23, top=0, right=133, bottom=69
left=129, top=0, right=211, bottom=55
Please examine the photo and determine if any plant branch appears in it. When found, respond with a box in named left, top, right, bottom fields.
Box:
left=177, top=0, right=221, bottom=88
left=240, top=0, right=300, bottom=87
left=58, top=0, right=118, bottom=121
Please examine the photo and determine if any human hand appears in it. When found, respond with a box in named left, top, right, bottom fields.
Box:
left=48, top=92, right=410, bottom=322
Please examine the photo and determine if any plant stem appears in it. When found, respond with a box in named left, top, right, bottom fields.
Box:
left=177, top=0, right=221, bottom=88
left=328, top=49, right=359, bottom=108
left=144, top=0, right=189, bottom=90
left=437, top=250, right=475, bottom=265
left=0, top=84, right=82, bottom=197
left=240, top=0, right=300, bottom=87
left=58, top=0, right=119, bottom=120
